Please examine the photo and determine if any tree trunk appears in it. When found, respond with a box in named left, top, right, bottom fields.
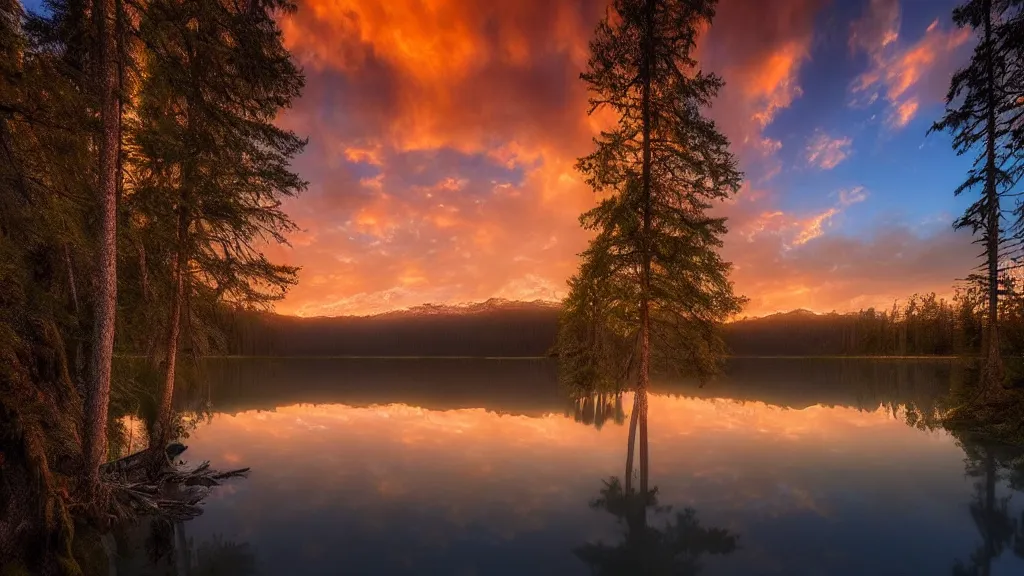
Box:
left=83, top=0, right=121, bottom=492
left=637, top=389, right=648, bottom=496
left=637, top=0, right=654, bottom=396
left=62, top=242, right=86, bottom=388
left=153, top=210, right=187, bottom=449
left=982, top=0, right=1004, bottom=390
left=624, top=394, right=639, bottom=493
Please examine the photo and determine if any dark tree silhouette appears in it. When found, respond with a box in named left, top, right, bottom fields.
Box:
left=557, top=0, right=744, bottom=396
left=129, top=0, right=307, bottom=448
left=930, top=0, right=1024, bottom=394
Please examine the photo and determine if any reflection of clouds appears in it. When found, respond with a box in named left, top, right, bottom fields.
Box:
left=180, top=394, right=981, bottom=574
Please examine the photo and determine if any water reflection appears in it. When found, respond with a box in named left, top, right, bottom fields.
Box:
left=575, top=389, right=738, bottom=575
left=950, top=434, right=1024, bottom=575
left=111, top=359, right=1024, bottom=576
left=566, top=393, right=627, bottom=430
left=187, top=357, right=957, bottom=420
left=116, top=516, right=256, bottom=576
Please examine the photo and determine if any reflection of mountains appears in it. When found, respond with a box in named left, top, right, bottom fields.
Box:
left=196, top=358, right=564, bottom=417
left=196, top=358, right=954, bottom=422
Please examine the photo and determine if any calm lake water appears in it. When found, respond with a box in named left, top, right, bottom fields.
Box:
left=121, top=358, right=1024, bottom=576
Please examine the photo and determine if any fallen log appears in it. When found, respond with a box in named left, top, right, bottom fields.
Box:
left=99, top=442, right=187, bottom=480
left=100, top=443, right=249, bottom=523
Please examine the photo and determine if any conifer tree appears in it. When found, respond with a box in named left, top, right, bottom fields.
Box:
left=1, top=0, right=101, bottom=568
left=930, top=0, right=1024, bottom=395
left=83, top=0, right=123, bottom=494
left=129, top=0, right=306, bottom=447
left=558, top=0, right=744, bottom=394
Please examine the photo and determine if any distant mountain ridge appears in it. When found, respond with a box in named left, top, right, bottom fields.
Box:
left=304, top=298, right=820, bottom=323
left=365, top=298, right=562, bottom=319
left=224, top=299, right=882, bottom=358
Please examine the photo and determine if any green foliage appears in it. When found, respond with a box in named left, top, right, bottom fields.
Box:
left=558, top=251, right=635, bottom=393
left=127, top=0, right=306, bottom=311
left=1, top=0, right=307, bottom=570
left=0, top=1, right=98, bottom=572
left=559, top=0, right=744, bottom=393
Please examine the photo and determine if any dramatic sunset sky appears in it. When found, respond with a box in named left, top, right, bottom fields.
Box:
left=27, top=0, right=985, bottom=317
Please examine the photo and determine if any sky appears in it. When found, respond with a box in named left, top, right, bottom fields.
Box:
left=22, top=0, right=987, bottom=317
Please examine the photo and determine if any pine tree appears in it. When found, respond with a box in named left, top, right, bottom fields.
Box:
left=82, top=0, right=123, bottom=494
left=930, top=0, right=1024, bottom=395
left=558, top=0, right=744, bottom=394
left=129, top=0, right=306, bottom=447
left=1, top=0, right=100, bottom=568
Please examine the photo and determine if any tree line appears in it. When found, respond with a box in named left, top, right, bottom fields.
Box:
left=725, top=288, right=1002, bottom=357
left=212, top=282, right=1024, bottom=358
left=0, top=0, right=305, bottom=572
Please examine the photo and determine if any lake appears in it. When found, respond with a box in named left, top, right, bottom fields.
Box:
left=118, top=358, right=1024, bottom=576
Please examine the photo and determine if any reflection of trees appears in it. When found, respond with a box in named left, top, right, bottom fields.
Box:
left=188, top=534, right=258, bottom=576
left=567, top=393, right=627, bottom=430
left=947, top=433, right=1024, bottom=576
left=125, top=517, right=257, bottom=576
left=875, top=367, right=1024, bottom=575
left=574, top=389, right=738, bottom=575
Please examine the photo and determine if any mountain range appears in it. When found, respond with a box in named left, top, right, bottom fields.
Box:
left=225, top=299, right=876, bottom=358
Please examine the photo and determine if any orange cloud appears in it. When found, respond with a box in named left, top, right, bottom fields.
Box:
left=714, top=178, right=977, bottom=318
left=748, top=41, right=808, bottom=129
left=889, top=97, right=919, bottom=128
left=698, top=0, right=824, bottom=156
left=260, top=0, right=971, bottom=320
left=849, top=0, right=900, bottom=56
left=806, top=131, right=853, bottom=170
left=849, top=5, right=971, bottom=129
left=793, top=208, right=840, bottom=246
left=724, top=210, right=975, bottom=318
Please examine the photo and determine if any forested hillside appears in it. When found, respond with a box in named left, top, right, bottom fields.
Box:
left=216, top=289, right=1024, bottom=358
left=222, top=299, right=562, bottom=357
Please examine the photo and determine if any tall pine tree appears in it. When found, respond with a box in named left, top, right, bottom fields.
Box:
left=83, top=0, right=123, bottom=495
left=930, top=0, right=1024, bottom=396
left=129, top=0, right=306, bottom=447
left=558, top=0, right=744, bottom=395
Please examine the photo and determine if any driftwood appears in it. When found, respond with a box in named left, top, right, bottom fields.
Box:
left=101, top=444, right=249, bottom=523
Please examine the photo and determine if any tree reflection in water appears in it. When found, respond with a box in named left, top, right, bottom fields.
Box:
left=566, top=393, right=628, bottom=430
left=122, top=516, right=256, bottom=576
left=892, top=389, right=1024, bottom=575
left=946, top=433, right=1024, bottom=576
left=574, top=388, right=738, bottom=575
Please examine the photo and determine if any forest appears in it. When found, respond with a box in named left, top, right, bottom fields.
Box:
left=1, top=0, right=304, bottom=572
